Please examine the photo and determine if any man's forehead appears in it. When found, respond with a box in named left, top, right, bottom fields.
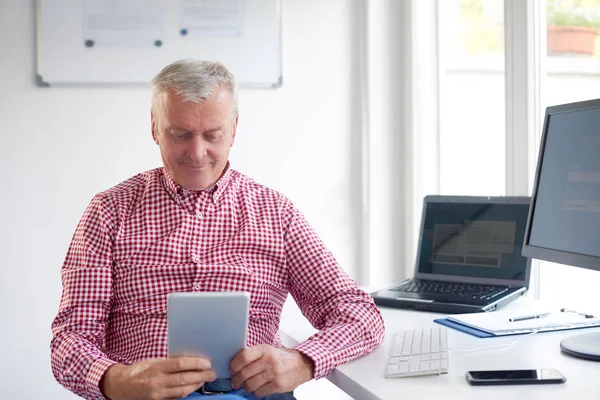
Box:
left=166, top=124, right=225, bottom=133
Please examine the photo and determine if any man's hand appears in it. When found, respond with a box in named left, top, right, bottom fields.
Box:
left=101, top=356, right=216, bottom=400
left=230, top=345, right=314, bottom=397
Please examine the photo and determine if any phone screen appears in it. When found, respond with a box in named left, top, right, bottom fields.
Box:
left=466, top=369, right=566, bottom=385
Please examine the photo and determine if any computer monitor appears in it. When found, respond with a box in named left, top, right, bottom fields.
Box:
left=523, top=98, right=600, bottom=361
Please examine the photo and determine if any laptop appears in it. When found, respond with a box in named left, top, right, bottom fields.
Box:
left=372, top=195, right=532, bottom=314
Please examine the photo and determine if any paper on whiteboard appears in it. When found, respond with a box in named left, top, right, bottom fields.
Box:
left=83, top=0, right=165, bottom=48
left=178, top=0, right=245, bottom=38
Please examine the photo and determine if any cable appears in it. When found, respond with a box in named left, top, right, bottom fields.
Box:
left=449, top=329, right=541, bottom=354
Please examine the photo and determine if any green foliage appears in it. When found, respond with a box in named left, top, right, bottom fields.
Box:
left=547, top=0, right=600, bottom=29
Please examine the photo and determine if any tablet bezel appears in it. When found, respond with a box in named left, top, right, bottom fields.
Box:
left=167, top=291, right=250, bottom=379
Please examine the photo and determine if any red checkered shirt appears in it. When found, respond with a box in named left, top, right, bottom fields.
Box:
left=51, top=165, right=385, bottom=399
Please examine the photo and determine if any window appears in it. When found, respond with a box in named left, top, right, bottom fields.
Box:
left=419, top=1, right=600, bottom=303
left=438, top=0, right=506, bottom=196
left=433, top=0, right=600, bottom=304
left=538, top=0, right=600, bottom=307
left=545, top=0, right=600, bottom=104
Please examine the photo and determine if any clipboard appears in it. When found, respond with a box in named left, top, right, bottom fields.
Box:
left=434, top=318, right=495, bottom=338
left=434, top=309, right=600, bottom=338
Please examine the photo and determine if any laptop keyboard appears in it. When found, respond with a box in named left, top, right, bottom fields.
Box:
left=391, top=279, right=508, bottom=300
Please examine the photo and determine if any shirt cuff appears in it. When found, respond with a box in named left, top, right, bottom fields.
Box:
left=293, top=340, right=337, bottom=380
left=86, top=357, right=118, bottom=400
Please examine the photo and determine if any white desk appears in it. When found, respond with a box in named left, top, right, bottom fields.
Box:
left=279, top=297, right=600, bottom=400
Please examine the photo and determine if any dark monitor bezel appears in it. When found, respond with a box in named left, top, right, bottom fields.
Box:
left=522, top=97, right=600, bottom=272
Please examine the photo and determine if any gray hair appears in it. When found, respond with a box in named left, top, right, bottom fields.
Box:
left=151, top=59, right=238, bottom=124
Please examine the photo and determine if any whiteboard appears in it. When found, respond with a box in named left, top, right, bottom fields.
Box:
left=36, top=0, right=282, bottom=88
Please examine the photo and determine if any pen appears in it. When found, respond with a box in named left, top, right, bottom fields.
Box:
left=560, top=308, right=595, bottom=319
left=509, top=312, right=551, bottom=322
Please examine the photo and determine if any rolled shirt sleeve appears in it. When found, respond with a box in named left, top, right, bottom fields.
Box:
left=283, top=203, right=385, bottom=379
left=51, top=194, right=117, bottom=399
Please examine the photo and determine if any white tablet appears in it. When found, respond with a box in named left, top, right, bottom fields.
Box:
left=167, top=291, right=250, bottom=379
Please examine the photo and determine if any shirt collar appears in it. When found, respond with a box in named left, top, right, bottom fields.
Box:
left=161, top=161, right=233, bottom=203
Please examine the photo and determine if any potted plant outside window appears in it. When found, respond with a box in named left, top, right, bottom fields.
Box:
left=547, top=0, right=600, bottom=56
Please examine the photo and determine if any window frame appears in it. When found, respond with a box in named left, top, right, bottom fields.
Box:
left=407, top=0, right=544, bottom=296
left=504, top=0, right=545, bottom=298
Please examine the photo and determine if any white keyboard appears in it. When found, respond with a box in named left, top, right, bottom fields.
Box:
left=385, top=326, right=449, bottom=378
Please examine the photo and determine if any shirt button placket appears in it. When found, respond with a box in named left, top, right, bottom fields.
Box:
left=193, top=197, right=205, bottom=292
left=191, top=254, right=201, bottom=291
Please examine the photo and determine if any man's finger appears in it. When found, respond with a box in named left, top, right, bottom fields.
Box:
left=231, top=358, right=265, bottom=389
left=164, top=370, right=217, bottom=388
left=163, top=356, right=212, bottom=373
left=230, top=346, right=266, bottom=375
left=243, top=370, right=273, bottom=395
left=251, top=379, right=283, bottom=398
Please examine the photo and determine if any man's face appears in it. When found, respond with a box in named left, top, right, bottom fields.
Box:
left=152, top=88, right=238, bottom=191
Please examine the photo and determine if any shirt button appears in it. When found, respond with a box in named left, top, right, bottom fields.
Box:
left=213, top=194, right=218, bottom=202
left=196, top=211, right=204, bottom=219
left=191, top=254, right=199, bottom=263
left=193, top=283, right=201, bottom=291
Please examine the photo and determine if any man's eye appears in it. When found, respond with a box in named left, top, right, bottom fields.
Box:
left=173, top=132, right=191, bottom=139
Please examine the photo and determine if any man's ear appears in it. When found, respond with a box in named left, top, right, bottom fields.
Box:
left=230, top=114, right=239, bottom=147
left=151, top=111, right=159, bottom=144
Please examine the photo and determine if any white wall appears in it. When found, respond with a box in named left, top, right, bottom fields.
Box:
left=0, top=0, right=362, bottom=398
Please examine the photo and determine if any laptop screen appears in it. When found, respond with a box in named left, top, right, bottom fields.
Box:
left=416, top=201, right=530, bottom=281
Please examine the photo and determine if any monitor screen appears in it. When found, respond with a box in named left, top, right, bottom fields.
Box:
left=524, top=99, right=600, bottom=272
left=417, top=201, right=530, bottom=282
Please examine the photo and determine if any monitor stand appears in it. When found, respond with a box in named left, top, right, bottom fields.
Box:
left=560, top=332, right=600, bottom=361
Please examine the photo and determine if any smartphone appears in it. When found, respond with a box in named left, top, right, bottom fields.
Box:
left=465, top=369, right=566, bottom=385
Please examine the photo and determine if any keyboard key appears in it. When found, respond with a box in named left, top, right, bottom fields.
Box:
left=402, top=331, right=413, bottom=356
left=431, top=330, right=440, bottom=353
left=411, top=341, right=421, bottom=355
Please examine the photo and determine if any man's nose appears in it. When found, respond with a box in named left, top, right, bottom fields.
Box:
left=188, top=136, right=208, bottom=161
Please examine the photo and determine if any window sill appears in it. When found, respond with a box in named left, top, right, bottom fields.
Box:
left=444, top=54, right=600, bottom=75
